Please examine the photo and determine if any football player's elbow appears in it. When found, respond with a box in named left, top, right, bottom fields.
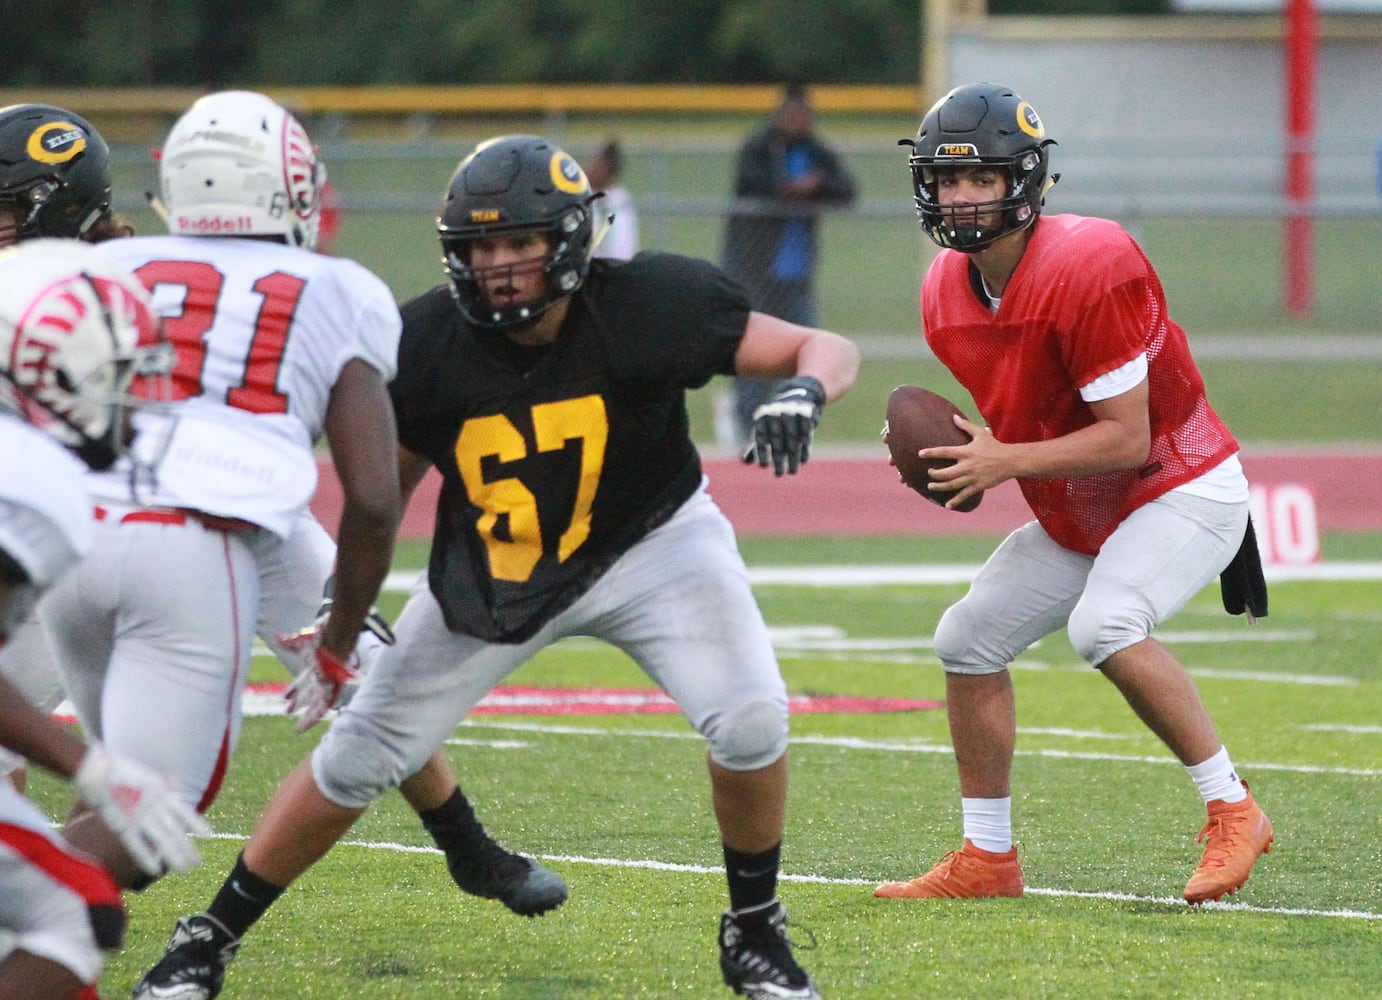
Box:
left=342, top=486, right=403, bottom=539
left=810, top=332, right=861, bottom=402
left=832, top=336, right=862, bottom=396
left=1118, top=427, right=1152, bottom=469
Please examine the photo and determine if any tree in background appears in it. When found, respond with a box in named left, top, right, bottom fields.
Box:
left=0, top=0, right=1172, bottom=88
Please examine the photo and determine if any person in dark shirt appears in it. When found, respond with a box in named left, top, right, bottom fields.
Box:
left=135, top=133, right=858, bottom=1000
left=722, top=83, right=856, bottom=448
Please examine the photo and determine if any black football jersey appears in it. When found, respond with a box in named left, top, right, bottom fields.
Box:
left=391, top=252, right=751, bottom=642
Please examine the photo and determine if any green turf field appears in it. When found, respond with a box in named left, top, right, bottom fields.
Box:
left=28, top=535, right=1381, bottom=999
left=69, top=125, right=1379, bottom=998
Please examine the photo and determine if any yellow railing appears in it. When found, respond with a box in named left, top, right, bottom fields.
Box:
left=0, top=84, right=923, bottom=118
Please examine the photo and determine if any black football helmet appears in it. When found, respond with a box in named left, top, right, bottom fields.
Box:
left=901, top=83, right=1056, bottom=252
left=437, top=134, right=595, bottom=330
left=0, top=104, right=113, bottom=244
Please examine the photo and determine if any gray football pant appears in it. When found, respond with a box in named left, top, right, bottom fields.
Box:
left=934, top=491, right=1249, bottom=673
left=314, top=483, right=791, bottom=809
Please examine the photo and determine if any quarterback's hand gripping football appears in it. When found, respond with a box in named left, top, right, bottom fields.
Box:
left=742, top=375, right=826, bottom=476
left=73, top=744, right=210, bottom=877
left=280, top=626, right=361, bottom=733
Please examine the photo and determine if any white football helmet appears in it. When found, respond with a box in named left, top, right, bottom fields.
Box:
left=159, top=90, right=325, bottom=250
left=0, top=238, right=168, bottom=470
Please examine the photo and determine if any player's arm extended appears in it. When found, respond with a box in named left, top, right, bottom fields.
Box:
left=320, top=358, right=403, bottom=660
left=733, top=310, right=859, bottom=403
left=0, top=673, right=208, bottom=875
left=735, top=311, right=860, bottom=476
left=0, top=672, right=85, bottom=777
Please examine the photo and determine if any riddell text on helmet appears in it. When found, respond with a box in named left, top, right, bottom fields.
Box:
left=177, top=215, right=256, bottom=234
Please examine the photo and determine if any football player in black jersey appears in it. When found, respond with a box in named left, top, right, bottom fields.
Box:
left=137, top=134, right=858, bottom=1000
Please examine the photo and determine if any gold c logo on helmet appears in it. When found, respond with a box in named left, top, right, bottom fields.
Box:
left=550, top=152, right=588, bottom=195
left=27, top=122, right=87, bottom=165
left=1015, top=102, right=1044, bottom=139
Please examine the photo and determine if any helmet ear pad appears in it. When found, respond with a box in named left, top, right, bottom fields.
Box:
left=437, top=135, right=595, bottom=330
left=906, top=83, right=1056, bottom=252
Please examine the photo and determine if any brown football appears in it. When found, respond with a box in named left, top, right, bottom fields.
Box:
left=884, top=385, right=983, bottom=512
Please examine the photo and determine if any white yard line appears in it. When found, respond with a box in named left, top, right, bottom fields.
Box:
left=199, top=830, right=1382, bottom=922
left=444, top=721, right=1382, bottom=778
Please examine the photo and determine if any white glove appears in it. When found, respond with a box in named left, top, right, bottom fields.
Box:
left=279, top=626, right=360, bottom=733
left=72, top=744, right=211, bottom=877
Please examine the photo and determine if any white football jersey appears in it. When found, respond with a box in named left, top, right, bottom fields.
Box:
left=88, top=236, right=402, bottom=536
left=0, top=418, right=92, bottom=635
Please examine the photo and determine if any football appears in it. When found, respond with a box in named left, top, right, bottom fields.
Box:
left=883, top=385, right=983, bottom=512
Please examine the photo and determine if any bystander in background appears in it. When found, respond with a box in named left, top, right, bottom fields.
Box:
left=585, top=139, right=639, bottom=260
left=720, top=83, right=856, bottom=448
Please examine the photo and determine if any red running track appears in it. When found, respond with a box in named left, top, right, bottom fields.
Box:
left=309, top=448, right=1382, bottom=540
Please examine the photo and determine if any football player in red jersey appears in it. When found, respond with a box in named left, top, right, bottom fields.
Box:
left=135, top=133, right=858, bottom=1000
left=874, top=83, right=1272, bottom=906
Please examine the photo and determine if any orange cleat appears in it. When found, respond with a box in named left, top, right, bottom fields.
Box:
left=1183, top=782, right=1274, bottom=904
left=874, top=839, right=1023, bottom=899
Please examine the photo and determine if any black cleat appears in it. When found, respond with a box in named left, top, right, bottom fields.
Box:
left=130, top=913, right=240, bottom=1000
left=444, top=838, right=568, bottom=917
left=719, top=903, right=821, bottom=1000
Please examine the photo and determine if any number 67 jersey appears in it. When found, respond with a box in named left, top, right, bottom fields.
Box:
left=91, top=235, right=401, bottom=537
left=391, top=253, right=749, bottom=644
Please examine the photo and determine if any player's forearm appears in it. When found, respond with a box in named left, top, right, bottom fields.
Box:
left=1008, top=420, right=1150, bottom=480
left=321, top=502, right=397, bottom=658
left=0, top=675, right=85, bottom=779
left=793, top=331, right=860, bottom=405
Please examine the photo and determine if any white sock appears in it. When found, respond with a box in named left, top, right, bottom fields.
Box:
left=1186, top=746, right=1246, bottom=804
left=961, top=797, right=1012, bottom=854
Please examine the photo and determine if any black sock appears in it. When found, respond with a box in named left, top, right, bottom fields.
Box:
left=724, top=842, right=781, bottom=917
left=206, top=853, right=286, bottom=940
left=418, top=787, right=485, bottom=853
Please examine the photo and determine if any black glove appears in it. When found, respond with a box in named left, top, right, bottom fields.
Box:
left=317, top=574, right=396, bottom=646
left=1219, top=515, right=1269, bottom=623
left=741, top=375, right=826, bottom=477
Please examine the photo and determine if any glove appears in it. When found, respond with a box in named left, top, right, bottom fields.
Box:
left=741, top=375, right=826, bottom=476
left=1220, top=514, right=1269, bottom=623
left=317, top=574, right=395, bottom=646
left=72, top=744, right=211, bottom=877
left=279, top=626, right=360, bottom=733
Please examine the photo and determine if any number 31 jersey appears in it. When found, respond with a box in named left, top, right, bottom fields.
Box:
left=92, top=235, right=401, bottom=537
left=392, top=252, right=750, bottom=643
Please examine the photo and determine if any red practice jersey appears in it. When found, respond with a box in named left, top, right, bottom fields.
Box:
left=921, top=214, right=1238, bottom=554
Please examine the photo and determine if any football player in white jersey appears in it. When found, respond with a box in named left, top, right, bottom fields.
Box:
left=0, top=103, right=136, bottom=794
left=40, top=94, right=565, bottom=914
left=37, top=90, right=403, bottom=889
left=0, top=239, right=208, bottom=1000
